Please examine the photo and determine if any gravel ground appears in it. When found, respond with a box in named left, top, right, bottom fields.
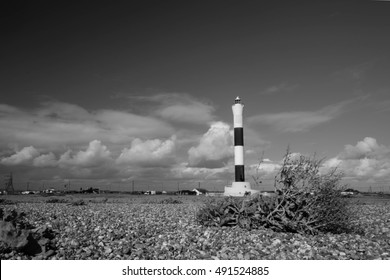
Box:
left=1, top=199, right=390, bottom=260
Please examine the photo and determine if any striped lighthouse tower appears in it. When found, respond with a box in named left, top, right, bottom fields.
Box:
left=224, top=96, right=258, bottom=196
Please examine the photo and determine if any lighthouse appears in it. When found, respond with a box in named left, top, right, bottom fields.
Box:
left=224, top=96, right=258, bottom=196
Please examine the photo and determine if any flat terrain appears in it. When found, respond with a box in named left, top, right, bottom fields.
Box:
left=1, top=193, right=389, bottom=260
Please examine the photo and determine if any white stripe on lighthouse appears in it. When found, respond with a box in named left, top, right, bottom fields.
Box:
left=233, top=114, right=243, bottom=128
left=234, top=146, right=244, bottom=165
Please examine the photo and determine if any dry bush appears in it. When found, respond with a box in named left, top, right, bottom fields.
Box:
left=196, top=196, right=277, bottom=230
left=268, top=151, right=355, bottom=234
left=197, top=149, right=356, bottom=235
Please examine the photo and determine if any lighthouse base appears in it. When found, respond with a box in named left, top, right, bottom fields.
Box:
left=224, top=182, right=259, bottom=197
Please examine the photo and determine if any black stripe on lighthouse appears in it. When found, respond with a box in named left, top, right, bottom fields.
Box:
left=235, top=165, right=245, bottom=182
left=234, top=127, right=245, bottom=182
left=234, top=128, right=244, bottom=146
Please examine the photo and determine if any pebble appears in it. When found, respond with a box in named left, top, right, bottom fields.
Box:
left=272, top=239, right=282, bottom=246
left=45, top=250, right=56, bottom=258
left=70, top=240, right=79, bottom=247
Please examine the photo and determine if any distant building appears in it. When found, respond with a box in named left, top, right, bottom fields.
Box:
left=43, top=188, right=55, bottom=194
left=192, top=188, right=208, bottom=195
left=80, top=187, right=100, bottom=194
left=341, top=191, right=354, bottom=196
left=144, top=190, right=156, bottom=195
left=175, top=190, right=196, bottom=195
left=21, top=191, right=35, bottom=195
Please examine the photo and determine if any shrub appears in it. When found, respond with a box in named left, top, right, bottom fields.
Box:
left=0, top=209, right=32, bottom=230
left=196, top=195, right=277, bottom=230
left=196, top=150, right=356, bottom=234
left=270, top=151, right=355, bottom=234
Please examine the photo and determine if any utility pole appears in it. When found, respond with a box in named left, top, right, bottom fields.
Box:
left=132, top=180, right=134, bottom=193
left=4, top=172, right=15, bottom=194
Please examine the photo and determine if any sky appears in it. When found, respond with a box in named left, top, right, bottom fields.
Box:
left=1, top=0, right=390, bottom=192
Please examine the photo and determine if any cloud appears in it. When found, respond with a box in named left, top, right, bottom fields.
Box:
left=127, top=93, right=215, bottom=124
left=322, top=137, right=390, bottom=183
left=249, top=112, right=332, bottom=132
left=188, top=122, right=233, bottom=168
left=171, top=163, right=230, bottom=180
left=58, top=140, right=113, bottom=168
left=321, top=157, right=342, bottom=170
left=0, top=104, right=22, bottom=115
left=36, top=101, right=92, bottom=121
left=116, top=136, right=176, bottom=166
left=249, top=158, right=281, bottom=177
left=0, top=102, right=174, bottom=149
left=340, top=137, right=390, bottom=160
left=93, top=109, right=176, bottom=144
left=1, top=146, right=39, bottom=165
left=157, top=103, right=214, bottom=124
left=247, top=98, right=359, bottom=132
left=33, top=152, right=57, bottom=167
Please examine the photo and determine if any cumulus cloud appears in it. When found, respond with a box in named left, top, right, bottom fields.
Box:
left=188, top=122, right=233, bottom=168
left=248, top=97, right=364, bottom=132
left=1, top=146, right=39, bottom=165
left=321, top=157, right=342, bottom=170
left=340, top=137, right=390, bottom=160
left=58, top=140, right=113, bottom=168
left=171, top=163, right=230, bottom=180
left=322, top=137, right=390, bottom=183
left=116, top=136, right=176, bottom=166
